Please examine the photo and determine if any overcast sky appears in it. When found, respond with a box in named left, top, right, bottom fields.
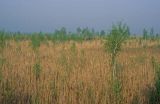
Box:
left=0, top=0, right=160, bottom=34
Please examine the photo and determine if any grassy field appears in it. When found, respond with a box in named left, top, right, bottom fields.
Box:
left=0, top=37, right=160, bottom=104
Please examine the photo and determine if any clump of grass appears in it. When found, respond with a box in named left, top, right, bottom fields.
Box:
left=0, top=58, right=5, bottom=81
left=112, top=79, right=122, bottom=104
left=51, top=77, right=59, bottom=104
left=75, top=81, right=84, bottom=104
left=149, top=57, right=160, bottom=104
left=33, top=62, right=41, bottom=80
left=86, top=86, right=96, bottom=104
left=1, top=80, right=16, bottom=104
left=134, top=55, right=146, bottom=64
left=32, top=62, right=41, bottom=104
left=33, top=96, right=40, bottom=104
left=58, top=50, right=69, bottom=73
left=58, top=44, right=78, bottom=78
left=131, top=95, right=140, bottom=104
left=69, top=42, right=78, bottom=70
left=70, top=42, right=77, bottom=55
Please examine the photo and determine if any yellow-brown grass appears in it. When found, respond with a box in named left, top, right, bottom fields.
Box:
left=0, top=39, right=159, bottom=104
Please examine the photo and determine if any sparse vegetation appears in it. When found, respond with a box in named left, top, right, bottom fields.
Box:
left=0, top=26, right=159, bottom=104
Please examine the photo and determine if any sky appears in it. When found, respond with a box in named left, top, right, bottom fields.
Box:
left=0, top=0, right=160, bottom=34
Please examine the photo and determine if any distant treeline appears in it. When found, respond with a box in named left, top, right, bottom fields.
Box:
left=0, top=27, right=160, bottom=42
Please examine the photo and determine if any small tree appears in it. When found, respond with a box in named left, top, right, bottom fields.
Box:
left=105, top=22, right=130, bottom=104
left=82, top=28, right=92, bottom=40
left=143, top=28, right=148, bottom=40
left=105, top=22, right=130, bottom=69
left=150, top=28, right=154, bottom=36
left=142, top=28, right=149, bottom=48
left=100, top=30, right=105, bottom=37
left=150, top=28, right=155, bottom=40
left=76, top=27, right=82, bottom=36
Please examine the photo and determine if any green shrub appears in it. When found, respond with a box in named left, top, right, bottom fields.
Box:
left=33, top=63, right=41, bottom=80
left=31, top=35, right=41, bottom=51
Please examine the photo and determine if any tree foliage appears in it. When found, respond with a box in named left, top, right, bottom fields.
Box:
left=105, top=22, right=130, bottom=63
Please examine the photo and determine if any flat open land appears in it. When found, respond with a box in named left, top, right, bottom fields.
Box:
left=0, top=39, right=160, bottom=104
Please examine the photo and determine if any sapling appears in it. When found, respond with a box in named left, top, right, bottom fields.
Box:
left=105, top=22, right=129, bottom=79
left=31, top=34, right=42, bottom=104
left=142, top=28, right=148, bottom=48
left=105, top=22, right=130, bottom=104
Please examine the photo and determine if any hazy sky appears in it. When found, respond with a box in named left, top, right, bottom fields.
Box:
left=0, top=0, right=160, bottom=34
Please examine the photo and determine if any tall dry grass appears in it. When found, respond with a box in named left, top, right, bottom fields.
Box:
left=0, top=39, right=159, bottom=104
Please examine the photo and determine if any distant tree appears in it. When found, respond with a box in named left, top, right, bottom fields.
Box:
left=150, top=28, right=154, bottom=36
left=76, top=27, right=81, bottom=35
left=126, top=26, right=130, bottom=35
left=82, top=28, right=92, bottom=40
left=0, top=30, right=6, bottom=50
left=91, top=28, right=95, bottom=35
left=143, top=28, right=148, bottom=40
left=142, top=28, right=149, bottom=47
left=156, top=33, right=159, bottom=38
left=68, top=31, right=72, bottom=35
left=96, top=31, right=100, bottom=35
left=60, top=27, right=67, bottom=35
left=54, top=29, right=60, bottom=35
left=100, top=30, right=105, bottom=37
left=150, top=28, right=154, bottom=39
